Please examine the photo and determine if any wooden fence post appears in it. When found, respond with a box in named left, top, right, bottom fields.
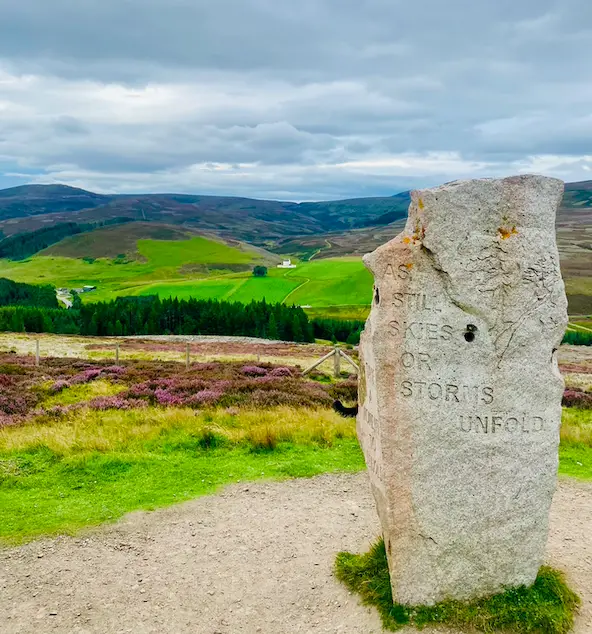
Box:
left=186, top=343, right=190, bottom=370
left=333, top=345, right=341, bottom=378
left=115, top=342, right=120, bottom=363
left=338, top=348, right=360, bottom=372
left=302, top=349, right=337, bottom=376
left=35, top=339, right=40, bottom=367
left=302, top=347, right=360, bottom=378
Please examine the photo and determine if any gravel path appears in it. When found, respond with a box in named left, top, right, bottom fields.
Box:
left=1, top=473, right=590, bottom=634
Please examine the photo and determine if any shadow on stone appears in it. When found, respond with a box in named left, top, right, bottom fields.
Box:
left=334, top=538, right=580, bottom=633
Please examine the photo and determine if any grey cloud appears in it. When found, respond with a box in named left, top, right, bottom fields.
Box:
left=0, top=0, right=592, bottom=198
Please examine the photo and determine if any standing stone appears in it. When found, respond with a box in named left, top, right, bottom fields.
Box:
left=357, top=175, right=568, bottom=606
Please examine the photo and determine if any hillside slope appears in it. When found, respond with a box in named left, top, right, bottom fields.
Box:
left=0, top=185, right=111, bottom=221
left=0, top=185, right=408, bottom=242
left=0, top=181, right=589, bottom=314
left=0, top=181, right=589, bottom=243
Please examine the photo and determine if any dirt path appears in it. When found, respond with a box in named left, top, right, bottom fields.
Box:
left=1, top=473, right=590, bottom=634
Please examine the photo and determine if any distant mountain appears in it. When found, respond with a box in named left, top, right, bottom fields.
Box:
left=0, top=184, right=111, bottom=219
left=565, top=181, right=592, bottom=191
left=0, top=184, right=407, bottom=242
left=1, top=180, right=589, bottom=236
left=0, top=179, right=589, bottom=269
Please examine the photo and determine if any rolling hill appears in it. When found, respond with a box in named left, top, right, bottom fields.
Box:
left=0, top=185, right=409, bottom=244
left=0, top=181, right=589, bottom=316
left=0, top=184, right=111, bottom=221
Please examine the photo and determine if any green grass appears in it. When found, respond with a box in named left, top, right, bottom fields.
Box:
left=285, top=258, right=373, bottom=307
left=0, top=235, right=376, bottom=314
left=41, top=380, right=127, bottom=408
left=0, top=235, right=262, bottom=303
left=304, top=305, right=371, bottom=321
left=136, top=236, right=255, bottom=267
left=559, top=445, right=592, bottom=479
left=559, top=408, right=592, bottom=479
left=135, top=277, right=246, bottom=301
left=0, top=406, right=364, bottom=543
left=1, top=405, right=589, bottom=544
left=0, top=443, right=362, bottom=543
left=335, top=538, right=580, bottom=634
left=131, top=256, right=373, bottom=308
left=226, top=275, right=303, bottom=304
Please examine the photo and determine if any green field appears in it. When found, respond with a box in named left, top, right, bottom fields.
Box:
left=134, top=278, right=245, bottom=301
left=0, top=231, right=374, bottom=311
left=1, top=223, right=588, bottom=316
left=136, top=236, right=254, bottom=268
left=284, top=259, right=373, bottom=307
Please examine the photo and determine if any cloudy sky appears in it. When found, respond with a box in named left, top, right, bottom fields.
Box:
left=0, top=0, right=591, bottom=200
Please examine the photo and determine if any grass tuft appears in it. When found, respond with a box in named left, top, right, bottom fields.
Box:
left=247, top=426, right=279, bottom=452
left=335, top=538, right=580, bottom=634
left=560, top=408, right=592, bottom=448
left=197, top=427, right=226, bottom=450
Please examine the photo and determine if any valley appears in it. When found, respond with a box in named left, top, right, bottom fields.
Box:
left=0, top=183, right=589, bottom=317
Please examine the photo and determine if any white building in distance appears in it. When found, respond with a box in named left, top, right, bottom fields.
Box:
left=277, top=259, right=296, bottom=269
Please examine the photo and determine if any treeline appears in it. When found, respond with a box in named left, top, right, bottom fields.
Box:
left=0, top=306, right=78, bottom=334
left=0, top=278, right=58, bottom=308
left=0, top=295, right=316, bottom=342
left=0, top=217, right=134, bottom=260
left=311, top=317, right=365, bottom=344
left=563, top=329, right=592, bottom=346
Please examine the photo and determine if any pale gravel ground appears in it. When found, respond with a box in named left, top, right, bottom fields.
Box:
left=0, top=333, right=346, bottom=375
left=0, top=473, right=590, bottom=634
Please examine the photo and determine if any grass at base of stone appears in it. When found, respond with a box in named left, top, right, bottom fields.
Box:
left=335, top=539, right=580, bottom=634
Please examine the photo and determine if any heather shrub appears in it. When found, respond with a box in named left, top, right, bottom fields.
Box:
left=44, top=405, right=77, bottom=418
left=154, top=388, right=185, bottom=406
left=241, top=365, right=268, bottom=376
left=269, top=367, right=293, bottom=377
left=0, top=393, right=34, bottom=416
left=0, top=374, right=14, bottom=387
left=188, top=390, right=224, bottom=407
left=0, top=354, right=340, bottom=425
left=563, top=388, right=592, bottom=409
left=0, top=413, right=17, bottom=429
left=329, top=379, right=358, bottom=403
left=102, top=365, right=126, bottom=375
left=89, top=396, right=146, bottom=411
left=70, top=368, right=103, bottom=385
left=50, top=379, right=71, bottom=393
left=247, top=388, right=326, bottom=408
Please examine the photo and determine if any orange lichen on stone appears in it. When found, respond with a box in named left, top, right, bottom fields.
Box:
left=418, top=198, right=425, bottom=210
left=498, top=225, right=518, bottom=240
left=402, top=236, right=412, bottom=244
left=412, top=221, right=425, bottom=242
left=405, top=263, right=413, bottom=269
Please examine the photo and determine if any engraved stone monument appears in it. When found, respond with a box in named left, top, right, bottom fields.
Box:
left=357, top=175, right=568, bottom=605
